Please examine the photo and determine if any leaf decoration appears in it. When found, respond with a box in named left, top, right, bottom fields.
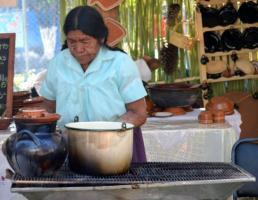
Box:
left=87, top=0, right=124, bottom=11
left=104, top=17, right=126, bottom=47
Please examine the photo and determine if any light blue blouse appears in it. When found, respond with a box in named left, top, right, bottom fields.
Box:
left=40, top=46, right=147, bottom=128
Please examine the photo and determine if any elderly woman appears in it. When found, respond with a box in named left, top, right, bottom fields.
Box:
left=40, top=6, right=147, bottom=162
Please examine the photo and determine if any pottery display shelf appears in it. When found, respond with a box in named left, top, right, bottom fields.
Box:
left=195, top=0, right=258, bottom=104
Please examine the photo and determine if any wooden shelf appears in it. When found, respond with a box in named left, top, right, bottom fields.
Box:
left=205, top=48, right=258, bottom=57
left=196, top=0, right=258, bottom=107
left=207, top=74, right=258, bottom=83
left=202, top=22, right=258, bottom=32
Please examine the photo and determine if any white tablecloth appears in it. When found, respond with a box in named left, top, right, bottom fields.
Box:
left=142, top=108, right=241, bottom=163
left=147, top=108, right=242, bottom=138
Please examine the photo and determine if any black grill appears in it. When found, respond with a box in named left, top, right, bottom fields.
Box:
left=12, top=162, right=247, bottom=187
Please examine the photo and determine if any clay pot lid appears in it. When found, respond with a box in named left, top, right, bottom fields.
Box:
left=19, top=107, right=46, bottom=117
left=206, top=96, right=234, bottom=115
left=23, top=96, right=44, bottom=105
left=164, top=107, right=186, bottom=115
left=14, top=108, right=60, bottom=124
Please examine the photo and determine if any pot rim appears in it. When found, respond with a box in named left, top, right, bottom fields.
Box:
left=65, top=121, right=134, bottom=131
left=147, top=83, right=200, bottom=91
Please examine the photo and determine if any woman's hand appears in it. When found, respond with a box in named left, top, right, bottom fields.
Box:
left=119, top=98, right=147, bottom=127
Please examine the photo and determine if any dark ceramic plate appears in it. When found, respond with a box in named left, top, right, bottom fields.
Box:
left=238, top=1, right=258, bottom=24
left=200, top=5, right=219, bottom=28
left=242, top=27, right=258, bottom=49
left=221, top=29, right=242, bottom=51
left=204, top=31, right=221, bottom=53
left=207, top=73, right=222, bottom=79
left=218, top=2, right=238, bottom=26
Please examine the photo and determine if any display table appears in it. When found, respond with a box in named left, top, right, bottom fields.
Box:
left=142, top=120, right=238, bottom=163
left=142, top=108, right=241, bottom=163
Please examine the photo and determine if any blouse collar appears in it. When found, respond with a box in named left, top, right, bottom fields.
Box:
left=65, top=46, right=115, bottom=75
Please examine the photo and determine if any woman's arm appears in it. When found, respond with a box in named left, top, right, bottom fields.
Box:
left=119, top=98, right=147, bottom=127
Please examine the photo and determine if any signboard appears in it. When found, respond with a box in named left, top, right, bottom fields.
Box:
left=0, top=33, right=15, bottom=117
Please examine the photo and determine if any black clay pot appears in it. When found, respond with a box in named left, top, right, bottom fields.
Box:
left=221, top=29, right=242, bottom=51
left=218, top=2, right=238, bottom=26
left=204, top=31, right=221, bottom=53
left=147, top=83, right=201, bottom=108
left=2, top=129, right=67, bottom=177
left=242, top=27, right=258, bottom=49
left=15, top=121, right=57, bottom=133
left=238, top=1, right=258, bottom=24
left=200, top=5, right=219, bottom=28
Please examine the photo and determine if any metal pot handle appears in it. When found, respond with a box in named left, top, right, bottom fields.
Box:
left=121, top=122, right=127, bottom=131
left=16, top=130, right=41, bottom=147
left=74, top=116, right=79, bottom=122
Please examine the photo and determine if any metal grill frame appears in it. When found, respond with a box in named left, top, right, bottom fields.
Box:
left=12, top=162, right=255, bottom=188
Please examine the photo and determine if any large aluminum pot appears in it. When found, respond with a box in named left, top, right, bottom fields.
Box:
left=65, top=121, right=134, bottom=175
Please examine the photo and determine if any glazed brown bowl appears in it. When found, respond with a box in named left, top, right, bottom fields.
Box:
left=147, top=83, right=201, bottom=108
left=212, top=110, right=225, bottom=123
left=206, top=96, right=234, bottom=115
left=198, top=111, right=213, bottom=124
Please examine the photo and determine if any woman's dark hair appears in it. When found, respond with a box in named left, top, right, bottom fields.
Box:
left=62, top=6, right=124, bottom=53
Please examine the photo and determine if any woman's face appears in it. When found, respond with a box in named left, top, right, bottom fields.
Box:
left=66, top=30, right=101, bottom=67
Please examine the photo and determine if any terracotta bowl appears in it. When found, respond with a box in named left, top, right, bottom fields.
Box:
left=212, top=110, right=225, bottom=123
left=198, top=111, right=213, bottom=124
left=164, top=107, right=186, bottom=115
left=13, top=91, right=31, bottom=100
left=0, top=117, right=13, bottom=130
left=206, top=96, right=234, bottom=115
left=23, top=96, right=44, bottom=106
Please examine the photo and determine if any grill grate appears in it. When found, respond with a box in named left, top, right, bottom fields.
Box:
left=12, top=162, right=248, bottom=187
